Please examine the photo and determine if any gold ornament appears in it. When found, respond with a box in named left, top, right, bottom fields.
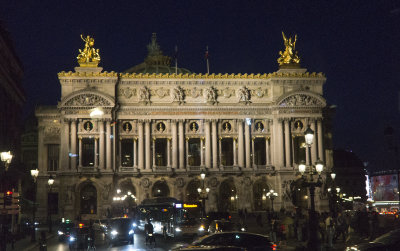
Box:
left=277, top=32, right=300, bottom=67
left=77, top=34, right=101, bottom=67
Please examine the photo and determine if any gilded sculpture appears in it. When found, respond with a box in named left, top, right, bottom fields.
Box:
left=277, top=32, right=300, bottom=67
left=77, top=34, right=101, bottom=67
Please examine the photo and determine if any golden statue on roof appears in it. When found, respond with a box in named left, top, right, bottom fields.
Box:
left=277, top=32, right=300, bottom=67
left=77, top=34, right=101, bottom=67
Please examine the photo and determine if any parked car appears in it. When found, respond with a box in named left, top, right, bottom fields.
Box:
left=104, top=217, right=135, bottom=245
left=208, top=220, right=246, bottom=233
left=174, top=232, right=277, bottom=251
left=68, top=226, right=90, bottom=251
left=345, top=228, right=400, bottom=251
left=58, top=222, right=75, bottom=241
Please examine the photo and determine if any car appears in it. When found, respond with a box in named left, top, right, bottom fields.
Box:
left=208, top=220, right=246, bottom=233
left=92, top=219, right=106, bottom=232
left=175, top=218, right=208, bottom=237
left=58, top=222, right=75, bottom=241
left=345, top=228, right=400, bottom=251
left=68, top=226, right=90, bottom=251
left=174, top=232, right=277, bottom=251
left=104, top=217, right=135, bottom=245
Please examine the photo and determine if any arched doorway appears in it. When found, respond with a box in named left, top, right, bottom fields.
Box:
left=253, top=179, right=269, bottom=211
left=186, top=179, right=201, bottom=203
left=152, top=180, right=170, bottom=197
left=290, top=179, right=308, bottom=210
left=112, top=180, right=137, bottom=217
left=80, top=183, right=97, bottom=214
left=218, top=179, right=237, bottom=212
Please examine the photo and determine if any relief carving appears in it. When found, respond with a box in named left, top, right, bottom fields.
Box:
left=171, top=86, right=185, bottom=104
left=223, top=87, right=235, bottom=98
left=156, top=88, right=169, bottom=98
left=204, top=86, right=218, bottom=104
left=65, top=94, right=111, bottom=106
left=120, top=87, right=136, bottom=99
left=280, top=94, right=323, bottom=107
left=139, top=86, right=151, bottom=104
left=191, top=87, right=202, bottom=98
left=237, top=86, right=251, bottom=104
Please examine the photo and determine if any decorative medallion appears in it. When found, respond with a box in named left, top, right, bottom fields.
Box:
left=294, top=120, right=303, bottom=130
left=222, top=122, right=232, bottom=132
left=190, top=122, right=199, bottom=132
left=223, top=87, right=235, bottom=98
left=156, top=88, right=169, bottom=98
left=120, top=87, right=135, bottom=99
left=141, top=178, right=151, bottom=188
left=255, top=121, right=264, bottom=132
left=254, top=88, right=265, bottom=98
left=157, top=122, right=166, bottom=132
left=123, top=122, right=132, bottom=132
left=83, top=121, right=93, bottom=132
left=191, top=87, right=202, bottom=98
left=176, top=178, right=185, bottom=188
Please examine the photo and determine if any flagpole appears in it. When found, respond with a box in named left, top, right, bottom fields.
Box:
left=175, top=45, right=178, bottom=75
left=206, top=46, right=210, bottom=74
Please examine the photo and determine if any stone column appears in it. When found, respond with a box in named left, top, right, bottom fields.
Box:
left=70, top=120, right=77, bottom=170
left=251, top=137, right=255, bottom=166
left=133, top=138, right=137, bottom=168
left=145, top=120, right=151, bottom=170
left=233, top=137, right=237, bottom=166
left=273, top=118, right=284, bottom=168
left=284, top=119, right=291, bottom=167
left=317, top=119, right=324, bottom=162
left=186, top=137, right=190, bottom=166
left=245, top=121, right=251, bottom=168
left=60, top=119, right=70, bottom=171
left=94, top=137, right=98, bottom=167
left=98, top=120, right=105, bottom=169
left=265, top=137, right=270, bottom=165
left=200, top=137, right=205, bottom=166
left=138, top=121, right=144, bottom=169
left=205, top=121, right=211, bottom=168
left=167, top=138, right=171, bottom=167
left=106, top=121, right=112, bottom=170
left=310, top=120, right=317, bottom=164
left=171, top=120, right=178, bottom=169
left=179, top=120, right=185, bottom=169
left=218, top=137, right=222, bottom=166
left=212, top=120, right=218, bottom=169
left=238, top=120, right=244, bottom=167
left=78, top=137, right=82, bottom=167
left=152, top=137, right=156, bottom=167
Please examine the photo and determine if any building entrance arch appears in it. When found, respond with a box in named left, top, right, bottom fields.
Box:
left=152, top=180, right=170, bottom=197
left=218, top=179, right=237, bottom=212
left=253, top=179, right=269, bottom=211
left=186, top=179, right=201, bottom=203
left=80, top=183, right=97, bottom=214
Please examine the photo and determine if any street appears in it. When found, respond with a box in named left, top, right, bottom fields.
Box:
left=47, top=230, right=196, bottom=251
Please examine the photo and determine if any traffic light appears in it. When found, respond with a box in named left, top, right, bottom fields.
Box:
left=5, top=191, right=12, bottom=206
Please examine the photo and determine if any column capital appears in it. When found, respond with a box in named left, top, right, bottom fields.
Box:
left=178, top=119, right=185, bottom=123
left=203, top=119, right=212, bottom=123
left=78, top=136, right=83, bottom=140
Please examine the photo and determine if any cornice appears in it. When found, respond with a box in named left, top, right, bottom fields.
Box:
left=120, top=72, right=325, bottom=79
left=58, top=71, right=118, bottom=78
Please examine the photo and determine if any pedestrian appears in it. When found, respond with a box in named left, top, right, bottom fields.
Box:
left=327, top=217, right=335, bottom=248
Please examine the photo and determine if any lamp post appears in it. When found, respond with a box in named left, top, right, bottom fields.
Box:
left=298, top=125, right=324, bottom=250
left=47, top=175, right=54, bottom=233
left=1, top=151, right=13, bottom=251
left=266, top=189, right=278, bottom=212
left=1, top=151, right=13, bottom=171
left=197, top=171, right=210, bottom=218
left=30, top=168, right=39, bottom=242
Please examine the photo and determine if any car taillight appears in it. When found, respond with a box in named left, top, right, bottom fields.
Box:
left=271, top=243, right=277, bottom=250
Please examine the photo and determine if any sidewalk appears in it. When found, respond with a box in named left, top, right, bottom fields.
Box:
left=6, top=229, right=54, bottom=251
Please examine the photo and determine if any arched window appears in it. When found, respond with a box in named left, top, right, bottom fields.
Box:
left=218, top=179, right=237, bottom=212
left=152, top=181, right=170, bottom=197
left=186, top=179, right=201, bottom=203
left=80, top=183, right=97, bottom=214
left=253, top=179, right=269, bottom=211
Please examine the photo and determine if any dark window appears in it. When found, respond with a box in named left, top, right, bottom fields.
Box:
left=80, top=184, right=97, bottom=214
left=293, top=136, right=306, bottom=164
left=221, top=138, right=234, bottom=166
left=121, top=139, right=133, bottom=167
left=47, top=144, right=59, bottom=171
left=188, top=138, right=201, bottom=166
left=155, top=138, right=167, bottom=166
left=82, top=138, right=94, bottom=166
left=254, top=138, right=266, bottom=165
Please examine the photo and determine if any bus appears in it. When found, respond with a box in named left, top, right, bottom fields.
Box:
left=137, top=197, right=205, bottom=239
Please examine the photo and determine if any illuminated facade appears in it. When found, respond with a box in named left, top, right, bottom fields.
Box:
left=35, top=33, right=332, bottom=221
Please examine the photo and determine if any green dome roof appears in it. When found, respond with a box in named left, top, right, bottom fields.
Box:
left=124, top=33, right=192, bottom=74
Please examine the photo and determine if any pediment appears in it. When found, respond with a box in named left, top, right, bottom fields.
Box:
left=59, top=91, right=115, bottom=108
left=277, top=92, right=326, bottom=107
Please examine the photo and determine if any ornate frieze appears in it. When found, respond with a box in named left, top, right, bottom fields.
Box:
left=138, top=86, right=151, bottom=104
left=155, top=88, right=169, bottom=98
left=120, top=72, right=325, bottom=79
left=64, top=94, right=112, bottom=107
left=171, top=86, right=185, bottom=104
left=204, top=86, right=218, bottom=104
left=237, top=86, right=251, bottom=104
left=279, top=94, right=323, bottom=107
left=119, top=87, right=136, bottom=99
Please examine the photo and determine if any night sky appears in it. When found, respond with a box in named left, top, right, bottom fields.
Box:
left=2, top=0, right=399, bottom=168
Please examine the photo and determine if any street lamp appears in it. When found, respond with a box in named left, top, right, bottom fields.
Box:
left=30, top=168, right=39, bottom=242
left=266, top=189, right=278, bottom=212
left=198, top=171, right=210, bottom=218
left=298, top=125, right=324, bottom=250
left=1, top=151, right=13, bottom=171
left=47, top=175, right=55, bottom=233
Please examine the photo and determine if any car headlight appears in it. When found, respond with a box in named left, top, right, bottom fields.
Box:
left=129, top=229, right=134, bottom=235
left=132, top=222, right=137, bottom=227
left=241, top=227, right=246, bottom=231
left=69, top=236, right=75, bottom=242
left=175, top=227, right=182, bottom=232
left=58, top=231, right=64, bottom=235
left=198, top=225, right=205, bottom=231
left=111, top=230, right=118, bottom=236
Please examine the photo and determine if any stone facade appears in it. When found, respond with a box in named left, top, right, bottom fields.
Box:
left=35, top=35, right=332, bottom=221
